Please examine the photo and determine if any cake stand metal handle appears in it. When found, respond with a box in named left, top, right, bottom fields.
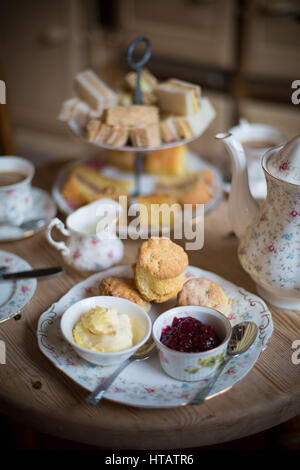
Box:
left=127, top=36, right=152, bottom=105
left=127, top=36, right=152, bottom=197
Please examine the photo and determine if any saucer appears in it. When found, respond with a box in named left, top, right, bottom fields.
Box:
left=0, top=188, right=56, bottom=242
left=0, top=250, right=37, bottom=323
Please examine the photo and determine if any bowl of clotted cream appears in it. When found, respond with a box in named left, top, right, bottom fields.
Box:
left=60, top=296, right=152, bottom=365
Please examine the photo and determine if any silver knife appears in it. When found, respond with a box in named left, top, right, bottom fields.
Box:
left=0, top=266, right=63, bottom=281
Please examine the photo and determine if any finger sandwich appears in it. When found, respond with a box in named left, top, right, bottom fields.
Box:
left=125, top=69, right=158, bottom=94
left=125, top=69, right=158, bottom=105
left=157, top=79, right=201, bottom=115
left=74, top=69, right=118, bottom=112
left=130, top=124, right=161, bottom=148
left=105, top=105, right=159, bottom=128
left=86, top=119, right=129, bottom=146
left=59, top=98, right=102, bottom=128
left=160, top=116, right=181, bottom=143
left=174, top=98, right=216, bottom=139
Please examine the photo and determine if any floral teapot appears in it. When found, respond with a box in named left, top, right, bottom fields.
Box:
left=217, top=133, right=300, bottom=310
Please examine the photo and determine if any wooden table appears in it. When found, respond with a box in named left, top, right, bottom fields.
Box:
left=0, top=163, right=299, bottom=449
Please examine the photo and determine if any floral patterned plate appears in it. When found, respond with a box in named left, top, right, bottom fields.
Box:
left=0, top=251, right=37, bottom=323
left=37, top=265, right=273, bottom=408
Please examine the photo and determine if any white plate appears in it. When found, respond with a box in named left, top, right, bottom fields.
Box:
left=68, top=120, right=212, bottom=153
left=37, top=265, right=273, bottom=408
left=52, top=151, right=223, bottom=217
left=0, top=250, right=37, bottom=323
left=0, top=188, right=56, bottom=242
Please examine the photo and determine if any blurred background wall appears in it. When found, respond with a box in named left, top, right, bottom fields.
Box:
left=0, top=0, right=299, bottom=176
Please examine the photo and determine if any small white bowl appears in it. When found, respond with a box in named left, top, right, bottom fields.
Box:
left=61, top=296, right=152, bottom=366
left=153, top=306, right=232, bottom=382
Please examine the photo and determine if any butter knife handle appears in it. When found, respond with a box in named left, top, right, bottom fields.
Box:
left=2, top=267, right=63, bottom=280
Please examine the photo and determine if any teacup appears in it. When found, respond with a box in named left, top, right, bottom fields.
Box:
left=0, top=156, right=35, bottom=224
left=46, top=199, right=124, bottom=271
left=229, top=119, right=286, bottom=199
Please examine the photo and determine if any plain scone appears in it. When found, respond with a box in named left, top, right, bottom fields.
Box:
left=98, top=276, right=151, bottom=312
left=177, top=278, right=233, bottom=316
left=135, top=237, right=188, bottom=303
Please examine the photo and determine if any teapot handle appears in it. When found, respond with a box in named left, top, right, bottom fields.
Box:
left=46, top=217, right=70, bottom=256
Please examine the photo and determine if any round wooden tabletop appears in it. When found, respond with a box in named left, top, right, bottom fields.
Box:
left=0, top=163, right=299, bottom=449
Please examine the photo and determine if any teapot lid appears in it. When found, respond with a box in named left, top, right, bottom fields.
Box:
left=265, top=135, right=300, bottom=185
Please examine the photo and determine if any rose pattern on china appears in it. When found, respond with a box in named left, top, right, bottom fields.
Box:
left=37, top=265, right=273, bottom=407
left=0, top=250, right=36, bottom=323
left=47, top=212, right=124, bottom=272
left=238, top=175, right=300, bottom=293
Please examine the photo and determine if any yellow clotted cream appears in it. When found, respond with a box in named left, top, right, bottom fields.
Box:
left=73, top=306, right=133, bottom=352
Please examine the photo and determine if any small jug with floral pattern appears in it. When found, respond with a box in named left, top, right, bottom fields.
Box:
left=46, top=199, right=124, bottom=272
left=217, top=133, right=300, bottom=310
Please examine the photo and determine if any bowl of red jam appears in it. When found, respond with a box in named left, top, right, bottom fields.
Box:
left=153, top=306, right=232, bottom=382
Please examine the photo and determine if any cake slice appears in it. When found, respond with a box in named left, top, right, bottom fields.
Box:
left=136, top=194, right=182, bottom=228
left=74, top=69, right=118, bottom=112
left=61, top=164, right=132, bottom=205
left=156, top=170, right=214, bottom=203
left=105, top=105, right=159, bottom=128
left=179, top=177, right=213, bottom=206
left=145, top=145, right=187, bottom=176
left=157, top=79, right=201, bottom=115
left=107, top=150, right=135, bottom=171
left=130, top=124, right=161, bottom=148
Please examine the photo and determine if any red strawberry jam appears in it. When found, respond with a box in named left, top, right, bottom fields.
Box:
left=160, top=316, right=221, bottom=353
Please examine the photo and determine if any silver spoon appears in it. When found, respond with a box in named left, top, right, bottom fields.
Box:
left=85, top=339, right=156, bottom=405
left=186, top=321, right=258, bottom=406
left=0, top=217, right=46, bottom=231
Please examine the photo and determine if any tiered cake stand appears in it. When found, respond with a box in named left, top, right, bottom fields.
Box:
left=57, top=37, right=223, bottom=236
left=68, top=36, right=220, bottom=197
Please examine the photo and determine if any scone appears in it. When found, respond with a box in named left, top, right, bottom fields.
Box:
left=177, top=278, right=233, bottom=317
left=135, top=237, right=188, bottom=303
left=98, top=276, right=151, bottom=312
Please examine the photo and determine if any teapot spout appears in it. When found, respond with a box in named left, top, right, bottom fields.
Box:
left=216, top=132, right=258, bottom=238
